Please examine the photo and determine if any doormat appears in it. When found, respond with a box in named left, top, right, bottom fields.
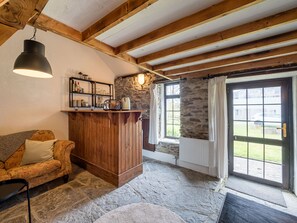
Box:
left=225, top=176, right=286, bottom=207
left=218, top=193, right=297, bottom=223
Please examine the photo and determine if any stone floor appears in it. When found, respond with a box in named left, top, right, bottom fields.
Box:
left=1, top=157, right=296, bottom=223
left=0, top=158, right=224, bottom=223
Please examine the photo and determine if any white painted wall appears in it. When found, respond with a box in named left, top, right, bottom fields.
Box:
left=0, top=26, right=136, bottom=139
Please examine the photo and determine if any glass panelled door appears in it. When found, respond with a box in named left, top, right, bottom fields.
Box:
left=228, top=78, right=292, bottom=188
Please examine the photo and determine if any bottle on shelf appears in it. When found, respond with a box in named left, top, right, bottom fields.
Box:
left=73, top=81, right=77, bottom=92
left=77, top=82, right=80, bottom=92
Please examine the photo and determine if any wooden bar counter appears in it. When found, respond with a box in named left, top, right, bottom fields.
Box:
left=62, top=110, right=144, bottom=187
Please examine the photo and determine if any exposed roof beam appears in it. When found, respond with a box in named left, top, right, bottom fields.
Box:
left=181, top=54, right=297, bottom=79
left=32, top=14, right=82, bottom=42
left=0, top=0, right=9, bottom=8
left=164, top=44, right=297, bottom=75
left=137, top=7, right=297, bottom=63
left=0, top=0, right=42, bottom=29
left=153, top=30, right=297, bottom=70
left=30, top=14, right=170, bottom=80
left=82, top=0, right=156, bottom=42
left=0, top=22, right=17, bottom=45
left=115, top=0, right=261, bottom=54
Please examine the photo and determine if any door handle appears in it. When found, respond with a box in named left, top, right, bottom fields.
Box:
left=277, top=123, right=287, bottom=138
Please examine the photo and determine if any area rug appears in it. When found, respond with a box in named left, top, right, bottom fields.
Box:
left=94, top=203, right=185, bottom=223
left=225, top=176, right=286, bottom=207
left=218, top=193, right=297, bottom=223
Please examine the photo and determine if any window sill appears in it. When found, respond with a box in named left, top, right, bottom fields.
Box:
left=159, top=138, right=179, bottom=145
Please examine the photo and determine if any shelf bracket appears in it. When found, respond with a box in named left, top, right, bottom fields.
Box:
left=124, top=113, right=131, bottom=125
left=135, top=112, right=142, bottom=123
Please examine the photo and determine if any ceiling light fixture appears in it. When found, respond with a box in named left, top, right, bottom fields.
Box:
left=13, top=28, right=52, bottom=78
left=137, top=73, right=145, bottom=85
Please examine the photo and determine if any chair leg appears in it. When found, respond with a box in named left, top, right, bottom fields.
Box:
left=63, top=174, right=69, bottom=183
left=26, top=185, right=32, bottom=223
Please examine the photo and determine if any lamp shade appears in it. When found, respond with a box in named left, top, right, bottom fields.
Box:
left=137, top=73, right=145, bottom=85
left=13, top=40, right=52, bottom=78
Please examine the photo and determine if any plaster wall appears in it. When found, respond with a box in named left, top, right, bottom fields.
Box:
left=0, top=26, right=132, bottom=139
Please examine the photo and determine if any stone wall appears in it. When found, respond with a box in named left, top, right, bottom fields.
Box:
left=180, top=78, right=209, bottom=140
left=115, top=74, right=156, bottom=119
left=114, top=74, right=209, bottom=157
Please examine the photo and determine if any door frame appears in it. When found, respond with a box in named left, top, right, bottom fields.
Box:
left=227, top=77, right=293, bottom=190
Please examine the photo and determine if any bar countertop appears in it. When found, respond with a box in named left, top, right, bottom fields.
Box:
left=61, top=109, right=145, bottom=113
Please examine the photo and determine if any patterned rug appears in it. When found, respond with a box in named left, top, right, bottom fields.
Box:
left=94, top=203, right=185, bottom=223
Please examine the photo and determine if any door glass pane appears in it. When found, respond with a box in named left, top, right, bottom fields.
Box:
left=264, top=105, right=281, bottom=122
left=264, top=87, right=281, bottom=104
left=248, top=122, right=263, bottom=138
left=264, top=123, right=281, bottom=140
left=248, top=105, right=263, bottom=121
left=248, top=88, right=262, bottom=104
left=234, top=105, right=246, bottom=120
left=234, top=157, right=247, bottom=174
left=233, top=89, right=246, bottom=104
left=249, top=143, right=264, bottom=161
left=265, top=162, right=282, bottom=183
left=248, top=143, right=264, bottom=178
left=234, top=141, right=247, bottom=158
left=265, top=145, right=282, bottom=164
left=234, top=121, right=247, bottom=136
left=248, top=159, right=264, bottom=178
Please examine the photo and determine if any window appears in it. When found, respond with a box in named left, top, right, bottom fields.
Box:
left=164, top=83, right=180, bottom=138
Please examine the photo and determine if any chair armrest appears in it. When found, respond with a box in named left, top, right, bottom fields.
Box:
left=53, top=140, right=75, bottom=173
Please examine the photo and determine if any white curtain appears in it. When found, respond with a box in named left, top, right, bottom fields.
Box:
left=208, top=76, right=228, bottom=179
left=149, top=84, right=159, bottom=144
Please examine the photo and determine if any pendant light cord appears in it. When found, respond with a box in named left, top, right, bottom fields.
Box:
left=30, top=28, right=37, bottom=40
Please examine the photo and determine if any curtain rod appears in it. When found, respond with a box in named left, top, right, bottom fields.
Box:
left=153, top=77, right=185, bottom=84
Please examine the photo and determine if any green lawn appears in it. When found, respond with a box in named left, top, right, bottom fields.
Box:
left=233, top=122, right=282, bottom=164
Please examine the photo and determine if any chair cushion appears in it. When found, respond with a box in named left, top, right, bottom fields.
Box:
left=7, top=160, right=61, bottom=180
left=21, top=139, right=57, bottom=165
left=0, top=169, right=11, bottom=181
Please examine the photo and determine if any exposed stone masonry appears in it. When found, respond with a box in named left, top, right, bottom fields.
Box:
left=115, top=74, right=209, bottom=156
left=180, top=77, right=209, bottom=140
left=115, top=74, right=156, bottom=119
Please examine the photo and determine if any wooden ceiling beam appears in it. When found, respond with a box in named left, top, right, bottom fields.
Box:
left=0, top=0, right=9, bottom=8
left=0, top=22, right=17, bottom=45
left=181, top=54, right=297, bottom=79
left=137, top=7, right=297, bottom=64
left=164, top=44, right=297, bottom=75
left=32, top=14, right=82, bottom=42
left=30, top=14, right=170, bottom=79
left=0, top=0, right=41, bottom=29
left=115, top=0, right=261, bottom=54
left=82, top=0, right=156, bottom=42
left=153, top=30, right=297, bottom=70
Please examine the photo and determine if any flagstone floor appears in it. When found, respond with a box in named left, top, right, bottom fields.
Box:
left=0, top=158, right=223, bottom=223
left=0, top=157, right=296, bottom=223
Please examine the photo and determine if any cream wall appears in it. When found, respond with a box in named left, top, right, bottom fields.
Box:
left=0, top=26, right=137, bottom=139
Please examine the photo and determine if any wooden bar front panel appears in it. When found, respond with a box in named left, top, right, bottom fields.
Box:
left=68, top=111, right=143, bottom=186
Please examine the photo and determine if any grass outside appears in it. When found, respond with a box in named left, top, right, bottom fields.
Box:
left=166, top=124, right=180, bottom=138
left=234, top=122, right=282, bottom=164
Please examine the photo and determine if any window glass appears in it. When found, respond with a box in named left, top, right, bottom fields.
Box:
left=165, top=83, right=180, bottom=138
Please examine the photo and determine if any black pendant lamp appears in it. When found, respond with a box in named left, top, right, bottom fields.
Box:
left=13, top=28, right=52, bottom=78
